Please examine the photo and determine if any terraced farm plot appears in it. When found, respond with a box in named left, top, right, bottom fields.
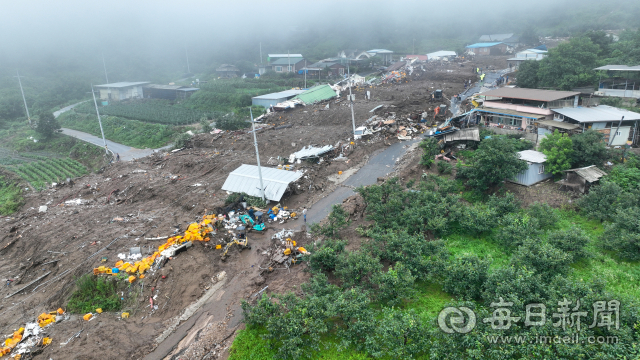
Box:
left=75, top=100, right=210, bottom=125
left=6, top=158, right=87, bottom=190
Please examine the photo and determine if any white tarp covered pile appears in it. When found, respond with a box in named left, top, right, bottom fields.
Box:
left=288, top=145, right=334, bottom=163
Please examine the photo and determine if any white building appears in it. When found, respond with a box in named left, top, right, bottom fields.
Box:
left=95, top=82, right=149, bottom=101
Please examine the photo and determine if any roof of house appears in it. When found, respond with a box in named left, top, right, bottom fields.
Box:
left=426, top=50, right=457, bottom=58
left=177, top=87, right=199, bottom=92
left=145, top=84, right=185, bottom=90
left=221, top=164, right=303, bottom=202
left=537, top=119, right=580, bottom=130
left=563, top=165, right=607, bottom=182
left=270, top=58, right=304, bottom=65
left=405, top=55, right=429, bottom=61
left=533, top=44, right=548, bottom=51
left=309, top=61, right=343, bottom=68
left=293, top=84, right=337, bottom=104
left=476, top=107, right=546, bottom=120
left=268, top=54, right=303, bottom=58
left=466, top=42, right=503, bottom=49
left=367, top=49, right=394, bottom=54
left=481, top=88, right=580, bottom=102
left=552, top=105, right=640, bottom=123
left=385, top=61, right=407, bottom=72
left=507, top=57, right=544, bottom=62
left=444, top=128, right=480, bottom=142
left=95, top=82, right=150, bottom=88
left=518, top=49, right=548, bottom=54
left=594, top=65, right=640, bottom=71
left=518, top=150, right=547, bottom=163
left=252, top=90, right=306, bottom=100
left=479, top=33, right=514, bottom=41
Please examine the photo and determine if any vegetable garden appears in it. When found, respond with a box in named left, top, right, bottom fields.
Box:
left=6, top=158, right=87, bottom=190
left=75, top=100, right=211, bottom=125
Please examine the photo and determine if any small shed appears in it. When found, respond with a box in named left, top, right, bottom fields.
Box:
left=216, top=64, right=239, bottom=78
left=95, top=82, right=150, bottom=101
left=251, top=90, right=306, bottom=108
left=221, top=164, right=303, bottom=202
left=144, top=84, right=199, bottom=100
left=512, top=150, right=553, bottom=186
left=559, top=166, right=607, bottom=193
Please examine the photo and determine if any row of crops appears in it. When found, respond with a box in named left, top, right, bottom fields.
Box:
left=6, top=158, right=87, bottom=191
left=75, top=100, right=210, bottom=125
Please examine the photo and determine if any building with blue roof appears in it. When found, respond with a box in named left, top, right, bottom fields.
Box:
left=465, top=42, right=508, bottom=56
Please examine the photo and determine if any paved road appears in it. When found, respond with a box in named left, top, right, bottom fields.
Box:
left=304, top=139, right=420, bottom=226
left=54, top=101, right=171, bottom=161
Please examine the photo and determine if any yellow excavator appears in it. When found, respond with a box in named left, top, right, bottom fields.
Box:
left=220, top=226, right=251, bottom=261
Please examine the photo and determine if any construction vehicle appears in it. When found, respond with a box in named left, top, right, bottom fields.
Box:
left=220, top=226, right=251, bottom=261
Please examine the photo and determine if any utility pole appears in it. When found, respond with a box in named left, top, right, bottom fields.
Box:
left=609, top=116, right=625, bottom=146
left=288, top=50, right=290, bottom=73
left=413, top=38, right=415, bottom=55
left=259, top=42, right=263, bottom=65
left=250, top=108, right=266, bottom=201
left=15, top=71, right=31, bottom=126
left=304, top=60, right=307, bottom=89
left=185, top=45, right=191, bottom=74
left=101, top=53, right=109, bottom=83
left=90, top=85, right=110, bottom=155
left=347, top=65, right=356, bottom=138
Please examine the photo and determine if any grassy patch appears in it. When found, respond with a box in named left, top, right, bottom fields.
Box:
left=445, top=233, right=510, bottom=268
left=58, top=111, right=177, bottom=148
left=75, top=99, right=211, bottom=125
left=67, top=274, right=122, bottom=313
left=405, top=281, right=452, bottom=319
left=0, top=176, right=23, bottom=215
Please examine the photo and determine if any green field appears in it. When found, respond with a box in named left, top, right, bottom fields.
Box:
left=58, top=111, right=177, bottom=149
left=6, top=158, right=87, bottom=190
left=74, top=100, right=211, bottom=125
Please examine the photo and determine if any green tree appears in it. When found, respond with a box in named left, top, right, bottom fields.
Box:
left=442, top=254, right=490, bottom=300
left=310, top=204, right=350, bottom=238
left=516, top=60, right=540, bottom=88
left=510, top=238, right=572, bottom=280
left=419, top=137, right=440, bottom=168
left=520, top=26, right=539, bottom=46
left=602, top=206, right=640, bottom=261
left=539, top=129, right=573, bottom=175
left=547, top=227, right=590, bottom=261
left=525, top=202, right=558, bottom=229
left=570, top=130, right=608, bottom=168
left=335, top=250, right=382, bottom=289
left=35, top=111, right=60, bottom=139
left=372, top=262, right=416, bottom=306
left=537, top=36, right=599, bottom=90
left=605, top=165, right=640, bottom=191
left=458, top=137, right=528, bottom=192
left=577, top=181, right=622, bottom=221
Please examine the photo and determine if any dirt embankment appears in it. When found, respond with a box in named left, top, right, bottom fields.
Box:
left=0, top=60, right=482, bottom=359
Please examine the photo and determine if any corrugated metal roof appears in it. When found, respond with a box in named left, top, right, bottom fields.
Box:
left=479, top=34, right=514, bottom=41
left=177, top=87, right=199, bottom=92
left=95, top=82, right=150, bottom=88
left=268, top=54, right=303, bottom=58
left=552, top=105, right=640, bottom=123
left=426, top=50, right=457, bottom=58
left=405, top=55, right=429, bottom=61
left=367, top=49, right=394, bottom=54
left=594, top=65, right=640, bottom=71
left=480, top=88, right=580, bottom=102
left=477, top=107, right=546, bottom=119
left=563, top=165, right=607, bottom=182
left=537, top=120, right=580, bottom=130
left=518, top=150, right=547, bottom=163
left=252, top=90, right=305, bottom=100
left=444, top=128, right=480, bottom=142
left=293, top=85, right=337, bottom=104
left=270, top=58, right=304, bottom=65
left=145, top=84, right=184, bottom=90
left=221, top=164, right=303, bottom=202
left=290, top=145, right=334, bottom=160
left=466, top=42, right=503, bottom=48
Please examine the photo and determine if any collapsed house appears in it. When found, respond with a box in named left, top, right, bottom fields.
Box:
left=221, top=164, right=303, bottom=202
left=559, top=166, right=607, bottom=193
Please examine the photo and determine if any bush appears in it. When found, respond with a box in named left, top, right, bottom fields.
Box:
left=437, top=160, right=453, bottom=174
left=526, top=202, right=559, bottom=229
left=67, top=274, right=121, bottom=313
left=495, top=213, right=541, bottom=248
left=547, top=227, right=590, bottom=261
left=482, top=265, right=546, bottom=307
left=335, top=250, right=382, bottom=289
left=419, top=138, right=440, bottom=168
left=0, top=177, right=23, bottom=215
left=510, top=239, right=572, bottom=279
left=577, top=182, right=622, bottom=221
left=456, top=204, right=497, bottom=236
left=216, top=115, right=247, bottom=131
left=442, top=254, right=490, bottom=300
left=200, top=119, right=212, bottom=133
left=604, top=165, right=640, bottom=191
left=308, top=239, right=347, bottom=272
left=602, top=206, right=640, bottom=261
left=486, top=192, right=520, bottom=217
left=372, top=262, right=415, bottom=306
left=173, top=132, right=192, bottom=149
left=310, top=204, right=350, bottom=238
